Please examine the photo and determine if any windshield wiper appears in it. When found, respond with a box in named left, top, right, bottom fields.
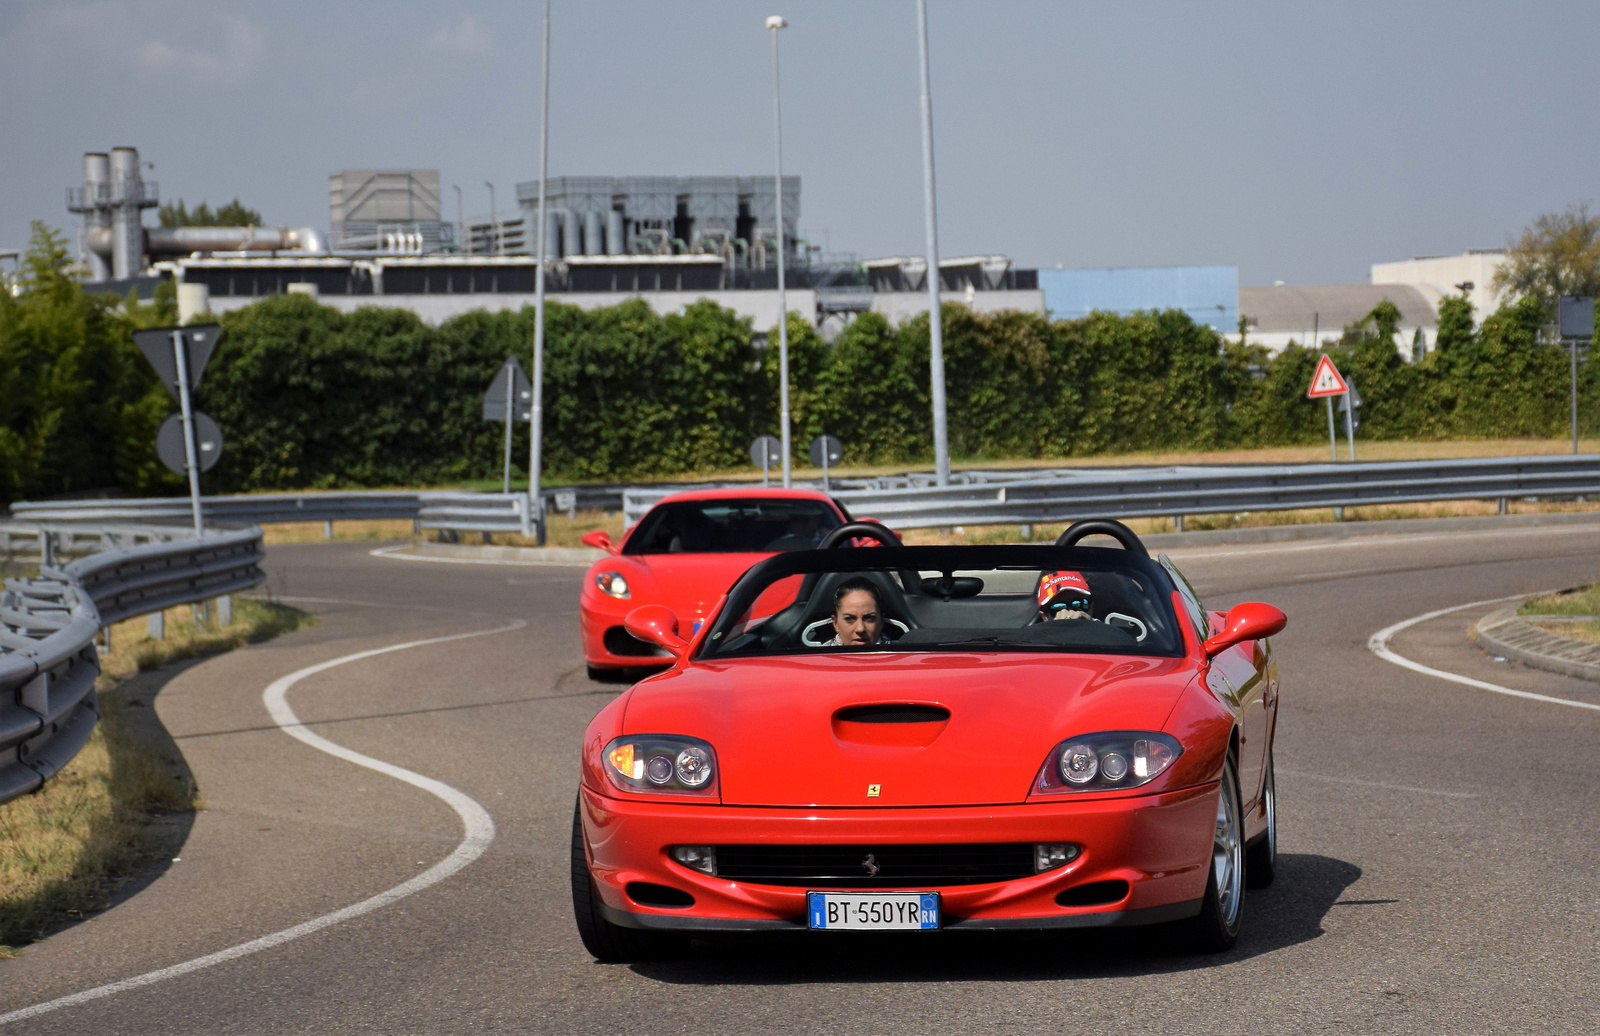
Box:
left=935, top=636, right=1014, bottom=648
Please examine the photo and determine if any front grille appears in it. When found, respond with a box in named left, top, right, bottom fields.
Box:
left=714, top=843, right=1035, bottom=888
left=603, top=625, right=667, bottom=658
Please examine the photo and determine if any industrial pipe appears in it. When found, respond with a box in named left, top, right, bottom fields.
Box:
left=87, top=225, right=327, bottom=257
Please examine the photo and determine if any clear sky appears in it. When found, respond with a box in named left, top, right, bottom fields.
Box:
left=1, top=0, right=1592, bottom=286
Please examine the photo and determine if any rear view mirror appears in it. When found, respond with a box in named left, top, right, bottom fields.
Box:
left=1203, top=602, right=1287, bottom=658
left=581, top=530, right=620, bottom=555
left=624, top=605, right=687, bottom=658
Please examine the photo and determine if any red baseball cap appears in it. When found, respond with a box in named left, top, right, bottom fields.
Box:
left=1038, top=570, right=1092, bottom=611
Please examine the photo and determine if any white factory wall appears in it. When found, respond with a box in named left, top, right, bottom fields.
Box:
left=870, top=289, right=1046, bottom=324
left=1370, top=251, right=1507, bottom=324
left=189, top=288, right=819, bottom=329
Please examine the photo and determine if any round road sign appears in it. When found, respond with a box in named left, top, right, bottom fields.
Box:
left=808, top=435, right=843, bottom=469
left=749, top=435, right=783, bottom=468
left=156, top=412, right=224, bottom=476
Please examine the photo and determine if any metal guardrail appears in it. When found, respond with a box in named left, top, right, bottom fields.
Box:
left=15, top=454, right=1600, bottom=536
left=0, top=526, right=265, bottom=804
left=416, top=492, right=533, bottom=536
left=623, top=455, right=1600, bottom=529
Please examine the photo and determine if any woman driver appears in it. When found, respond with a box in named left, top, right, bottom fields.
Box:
left=823, top=577, right=890, bottom=646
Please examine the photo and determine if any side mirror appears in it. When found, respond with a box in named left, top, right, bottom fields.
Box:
left=624, top=605, right=687, bottom=658
left=1203, top=602, right=1287, bottom=658
left=581, top=530, right=620, bottom=555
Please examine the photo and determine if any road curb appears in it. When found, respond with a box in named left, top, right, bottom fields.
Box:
left=414, top=541, right=605, bottom=564
left=1473, top=604, right=1600, bottom=685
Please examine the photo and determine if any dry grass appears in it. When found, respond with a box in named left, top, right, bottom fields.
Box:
left=261, top=519, right=419, bottom=546
left=0, top=598, right=311, bottom=955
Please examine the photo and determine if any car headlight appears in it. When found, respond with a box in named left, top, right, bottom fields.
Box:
left=595, top=571, right=630, bottom=598
left=603, top=735, right=718, bottom=796
left=1034, top=732, right=1181, bottom=794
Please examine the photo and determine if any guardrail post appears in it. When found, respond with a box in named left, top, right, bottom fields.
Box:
left=1019, top=523, right=1032, bottom=540
left=148, top=609, right=165, bottom=640
left=1498, top=497, right=1508, bottom=515
left=1333, top=506, right=1345, bottom=522
left=41, top=530, right=55, bottom=569
left=324, top=520, right=333, bottom=540
left=216, top=595, right=232, bottom=626
left=1174, top=515, right=1185, bottom=533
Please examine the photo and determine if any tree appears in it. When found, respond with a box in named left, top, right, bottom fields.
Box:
left=159, top=198, right=264, bottom=228
left=1494, top=202, right=1600, bottom=315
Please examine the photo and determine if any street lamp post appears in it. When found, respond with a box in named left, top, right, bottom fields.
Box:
left=767, top=13, right=792, bottom=487
left=486, top=181, right=500, bottom=255
left=915, top=0, right=950, bottom=486
left=453, top=184, right=465, bottom=255
left=528, top=0, right=552, bottom=544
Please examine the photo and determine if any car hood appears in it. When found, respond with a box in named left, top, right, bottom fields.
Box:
left=622, top=652, right=1196, bottom=807
left=619, top=552, right=771, bottom=621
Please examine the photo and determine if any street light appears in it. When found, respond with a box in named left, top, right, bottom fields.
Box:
left=486, top=181, right=501, bottom=256
left=915, top=0, right=950, bottom=486
left=453, top=184, right=466, bottom=255
left=529, top=0, right=552, bottom=543
left=767, top=13, right=792, bottom=487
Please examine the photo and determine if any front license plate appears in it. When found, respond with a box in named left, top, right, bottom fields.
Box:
left=807, top=891, right=939, bottom=930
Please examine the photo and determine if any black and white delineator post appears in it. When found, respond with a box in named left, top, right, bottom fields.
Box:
left=133, top=324, right=222, bottom=537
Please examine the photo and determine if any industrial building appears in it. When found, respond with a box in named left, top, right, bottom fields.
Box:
left=1036, top=265, right=1240, bottom=332
left=1370, top=249, right=1508, bottom=322
left=329, top=170, right=454, bottom=253
left=1236, top=284, right=1439, bottom=354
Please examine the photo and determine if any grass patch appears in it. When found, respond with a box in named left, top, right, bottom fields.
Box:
left=1519, top=584, right=1600, bottom=617
left=0, top=598, right=312, bottom=955
left=1517, top=584, right=1600, bottom=646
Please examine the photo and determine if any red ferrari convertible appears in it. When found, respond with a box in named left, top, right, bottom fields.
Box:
left=578, top=488, right=851, bottom=678
left=571, top=520, right=1287, bottom=958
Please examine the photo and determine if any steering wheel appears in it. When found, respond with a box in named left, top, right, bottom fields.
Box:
left=1053, top=519, right=1149, bottom=556
left=818, top=521, right=902, bottom=549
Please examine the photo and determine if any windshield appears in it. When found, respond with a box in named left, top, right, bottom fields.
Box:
left=698, top=545, right=1183, bottom=659
left=623, top=498, right=843, bottom=555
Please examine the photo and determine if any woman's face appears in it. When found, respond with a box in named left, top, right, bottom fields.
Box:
left=832, top=589, right=882, bottom=645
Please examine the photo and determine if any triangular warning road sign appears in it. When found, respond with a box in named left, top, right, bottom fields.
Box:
left=1306, top=354, right=1350, bottom=398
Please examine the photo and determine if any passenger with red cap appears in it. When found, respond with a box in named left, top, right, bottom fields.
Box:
left=1037, top=570, right=1094, bottom=622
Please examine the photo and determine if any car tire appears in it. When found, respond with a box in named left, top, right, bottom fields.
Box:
left=569, top=799, right=684, bottom=962
left=1245, top=748, right=1277, bottom=889
left=1176, top=756, right=1245, bottom=953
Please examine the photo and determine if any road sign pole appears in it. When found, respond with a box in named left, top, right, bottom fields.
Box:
left=1572, top=336, right=1579, bottom=455
left=527, top=0, right=552, bottom=545
left=1325, top=396, right=1337, bottom=462
left=822, top=440, right=830, bottom=493
left=1344, top=393, right=1355, bottom=462
left=762, top=449, right=770, bottom=487
left=170, top=330, right=205, bottom=536
left=502, top=373, right=514, bottom=493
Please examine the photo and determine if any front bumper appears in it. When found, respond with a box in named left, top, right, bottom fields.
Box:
left=579, top=782, right=1216, bottom=931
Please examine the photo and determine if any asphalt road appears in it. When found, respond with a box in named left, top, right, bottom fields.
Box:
left=3, top=522, right=1599, bottom=1034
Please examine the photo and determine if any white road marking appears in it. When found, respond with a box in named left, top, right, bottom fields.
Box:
left=1277, top=768, right=1476, bottom=799
left=369, top=544, right=592, bottom=567
left=0, top=620, right=522, bottom=1027
left=1367, top=593, right=1600, bottom=713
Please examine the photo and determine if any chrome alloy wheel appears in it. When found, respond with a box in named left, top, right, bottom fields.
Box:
left=1212, top=763, right=1245, bottom=932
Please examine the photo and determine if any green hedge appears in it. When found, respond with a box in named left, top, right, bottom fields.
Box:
left=3, top=223, right=1598, bottom=502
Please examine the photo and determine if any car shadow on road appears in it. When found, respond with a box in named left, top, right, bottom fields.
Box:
left=629, top=853, right=1360, bottom=984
